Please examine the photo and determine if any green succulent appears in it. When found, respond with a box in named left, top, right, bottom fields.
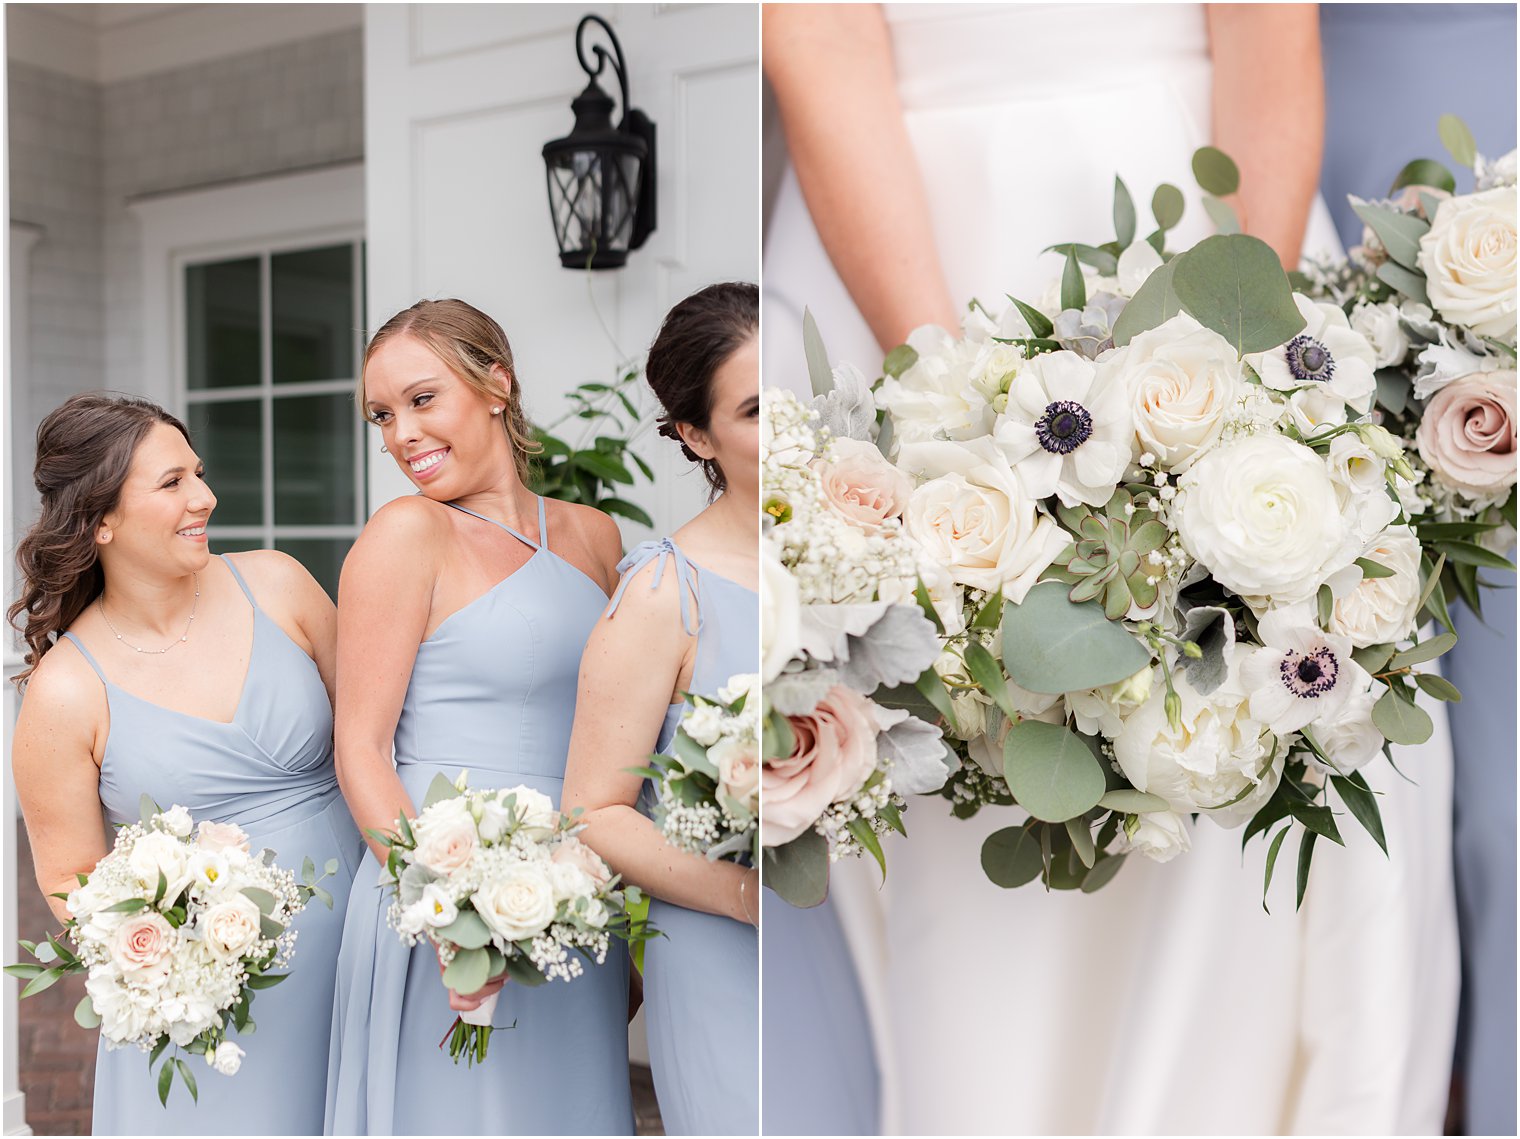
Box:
left=1046, top=491, right=1168, bottom=620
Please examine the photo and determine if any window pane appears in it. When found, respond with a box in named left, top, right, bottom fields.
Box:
left=188, top=400, right=262, bottom=526
left=276, top=538, right=350, bottom=601
left=211, top=538, right=261, bottom=556
left=273, top=394, right=357, bottom=525
left=272, top=244, right=354, bottom=385
left=186, top=259, right=261, bottom=390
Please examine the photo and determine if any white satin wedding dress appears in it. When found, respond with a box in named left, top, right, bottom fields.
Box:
left=762, top=5, right=1459, bottom=1134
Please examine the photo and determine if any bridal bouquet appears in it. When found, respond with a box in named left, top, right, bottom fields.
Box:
left=637, top=674, right=761, bottom=864
left=5, top=798, right=336, bottom=1105
left=788, top=147, right=1468, bottom=904
left=760, top=386, right=953, bottom=906
left=1307, top=114, right=1517, bottom=616
left=376, top=773, right=649, bottom=1065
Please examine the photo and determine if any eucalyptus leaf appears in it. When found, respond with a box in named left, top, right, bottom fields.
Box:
left=1415, top=673, right=1462, bottom=703
left=1389, top=632, right=1457, bottom=669
left=1152, top=183, right=1185, bottom=230
left=502, top=950, right=548, bottom=987
left=1110, top=254, right=1183, bottom=347
left=437, top=910, right=493, bottom=951
left=1372, top=688, right=1434, bottom=745
left=1097, top=789, right=1170, bottom=814
left=762, top=829, right=829, bottom=908
left=1080, top=853, right=1127, bottom=893
left=138, top=793, right=160, bottom=827
left=241, top=887, right=277, bottom=916
left=1438, top=113, right=1478, bottom=168
left=1351, top=200, right=1430, bottom=270
left=1001, top=581, right=1151, bottom=695
left=421, top=773, right=462, bottom=810
left=1375, top=369, right=1412, bottom=415
left=1351, top=643, right=1394, bottom=675
left=1113, top=176, right=1136, bottom=247
left=1355, top=558, right=1396, bottom=580
left=1376, top=260, right=1431, bottom=306
left=1170, top=234, right=1306, bottom=355
left=73, top=995, right=100, bottom=1029
left=1192, top=146, right=1241, bottom=195
left=1002, top=721, right=1107, bottom=823
left=1390, top=158, right=1456, bottom=195
left=1065, top=817, right=1097, bottom=868
left=1007, top=296, right=1054, bottom=340
left=802, top=309, right=834, bottom=400
left=981, top=825, right=1043, bottom=889
left=1201, top=195, right=1241, bottom=235
left=441, top=946, right=490, bottom=997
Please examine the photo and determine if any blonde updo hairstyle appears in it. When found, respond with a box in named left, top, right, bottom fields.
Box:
left=362, top=299, right=541, bottom=483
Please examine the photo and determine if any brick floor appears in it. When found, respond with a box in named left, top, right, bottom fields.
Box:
left=13, top=829, right=664, bottom=1135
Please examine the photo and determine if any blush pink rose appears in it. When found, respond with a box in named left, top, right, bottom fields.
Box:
left=550, top=836, right=611, bottom=889
left=761, top=686, right=879, bottom=847
left=111, top=912, right=174, bottom=986
left=1416, top=371, right=1518, bottom=497
left=811, top=438, right=913, bottom=532
left=196, top=820, right=250, bottom=854
left=413, top=815, right=478, bottom=876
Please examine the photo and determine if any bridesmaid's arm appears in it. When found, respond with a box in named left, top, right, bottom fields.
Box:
left=11, top=648, right=110, bottom=926
left=764, top=2, right=959, bottom=351
left=562, top=563, right=757, bottom=926
left=1206, top=4, right=1324, bottom=268
left=334, top=498, right=438, bottom=863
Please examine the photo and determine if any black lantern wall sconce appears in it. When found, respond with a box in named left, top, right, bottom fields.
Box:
left=542, top=14, right=657, bottom=270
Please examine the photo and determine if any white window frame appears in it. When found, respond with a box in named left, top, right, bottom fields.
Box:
left=130, top=164, right=367, bottom=562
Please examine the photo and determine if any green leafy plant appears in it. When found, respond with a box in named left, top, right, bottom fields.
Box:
left=528, top=365, right=656, bottom=529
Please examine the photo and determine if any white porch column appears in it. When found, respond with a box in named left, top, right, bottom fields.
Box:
left=6, top=221, right=44, bottom=1136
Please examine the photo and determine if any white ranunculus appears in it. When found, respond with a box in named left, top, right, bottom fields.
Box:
left=1250, top=294, right=1377, bottom=417
left=1112, top=675, right=1281, bottom=825
left=1116, top=239, right=1164, bottom=296
left=1238, top=609, right=1372, bottom=734
left=1418, top=185, right=1518, bottom=341
left=1330, top=525, right=1424, bottom=647
left=875, top=323, right=996, bottom=448
left=991, top=350, right=1134, bottom=506
left=126, top=831, right=189, bottom=893
left=760, top=544, right=801, bottom=681
left=201, top=894, right=262, bottom=960
left=509, top=787, right=560, bottom=841
left=1349, top=300, right=1411, bottom=368
left=1310, top=687, right=1385, bottom=774
left=1100, top=313, right=1246, bottom=472
left=1113, top=808, right=1193, bottom=863
left=473, top=864, right=557, bottom=943
left=899, top=437, right=1069, bottom=601
left=1176, top=433, right=1358, bottom=605
left=419, top=882, right=458, bottom=929
left=208, top=1041, right=245, bottom=1076
left=158, top=805, right=194, bottom=838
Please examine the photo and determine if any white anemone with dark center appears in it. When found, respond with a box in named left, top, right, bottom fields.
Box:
left=1240, top=607, right=1372, bottom=734
left=1248, top=293, right=1378, bottom=417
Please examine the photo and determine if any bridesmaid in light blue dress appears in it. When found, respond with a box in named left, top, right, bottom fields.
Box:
left=1321, top=9, right=1517, bottom=1132
left=10, top=394, right=362, bottom=1135
left=563, top=283, right=761, bottom=1135
left=323, top=299, right=632, bottom=1135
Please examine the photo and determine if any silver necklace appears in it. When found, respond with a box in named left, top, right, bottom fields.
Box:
left=97, top=574, right=200, bottom=654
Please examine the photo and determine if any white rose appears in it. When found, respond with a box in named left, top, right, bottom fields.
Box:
left=472, top=864, right=557, bottom=943
left=1418, top=185, right=1518, bottom=341
left=201, top=894, right=263, bottom=960
left=1112, top=677, right=1281, bottom=825
left=1349, top=301, right=1411, bottom=368
left=1330, top=525, right=1424, bottom=648
left=207, top=1041, right=245, bottom=1076
left=1310, top=687, right=1385, bottom=774
left=1175, top=433, right=1358, bottom=605
left=412, top=813, right=478, bottom=876
left=899, top=437, right=1069, bottom=601
left=1100, top=314, right=1245, bottom=472
left=476, top=796, right=514, bottom=844
left=760, top=544, right=801, bottom=682
left=1250, top=294, right=1377, bottom=418
left=126, top=831, right=189, bottom=894
left=711, top=736, right=760, bottom=814
left=547, top=861, right=595, bottom=904
left=508, top=787, right=560, bottom=841
left=1112, top=808, right=1193, bottom=863
left=158, top=805, right=193, bottom=838
left=196, top=820, right=250, bottom=854
left=992, top=350, right=1134, bottom=507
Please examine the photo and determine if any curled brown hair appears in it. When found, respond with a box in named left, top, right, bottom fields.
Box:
left=361, top=299, right=540, bottom=484
left=8, top=393, right=192, bottom=688
left=645, top=282, right=758, bottom=496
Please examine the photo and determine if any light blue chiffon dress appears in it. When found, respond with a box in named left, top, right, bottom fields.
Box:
left=1321, top=8, right=1517, bottom=1132
left=324, top=497, right=633, bottom=1136
left=605, top=538, right=759, bottom=1135
left=61, top=554, right=364, bottom=1135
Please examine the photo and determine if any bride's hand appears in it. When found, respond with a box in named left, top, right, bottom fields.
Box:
left=436, top=952, right=506, bottom=1011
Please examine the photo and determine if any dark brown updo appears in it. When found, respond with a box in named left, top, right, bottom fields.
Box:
left=8, top=393, right=192, bottom=688
left=644, top=282, right=758, bottom=495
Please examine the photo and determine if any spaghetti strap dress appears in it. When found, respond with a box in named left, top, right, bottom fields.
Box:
left=604, top=538, right=759, bottom=1135
left=61, top=554, right=364, bottom=1135
left=324, top=496, right=634, bottom=1136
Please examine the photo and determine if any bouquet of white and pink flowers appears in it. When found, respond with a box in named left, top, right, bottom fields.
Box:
left=1307, top=113, right=1516, bottom=618
left=775, top=145, right=1470, bottom=905
left=376, top=773, right=651, bottom=1065
left=637, top=674, right=761, bottom=864
left=6, top=798, right=336, bottom=1105
left=760, top=383, right=954, bottom=906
